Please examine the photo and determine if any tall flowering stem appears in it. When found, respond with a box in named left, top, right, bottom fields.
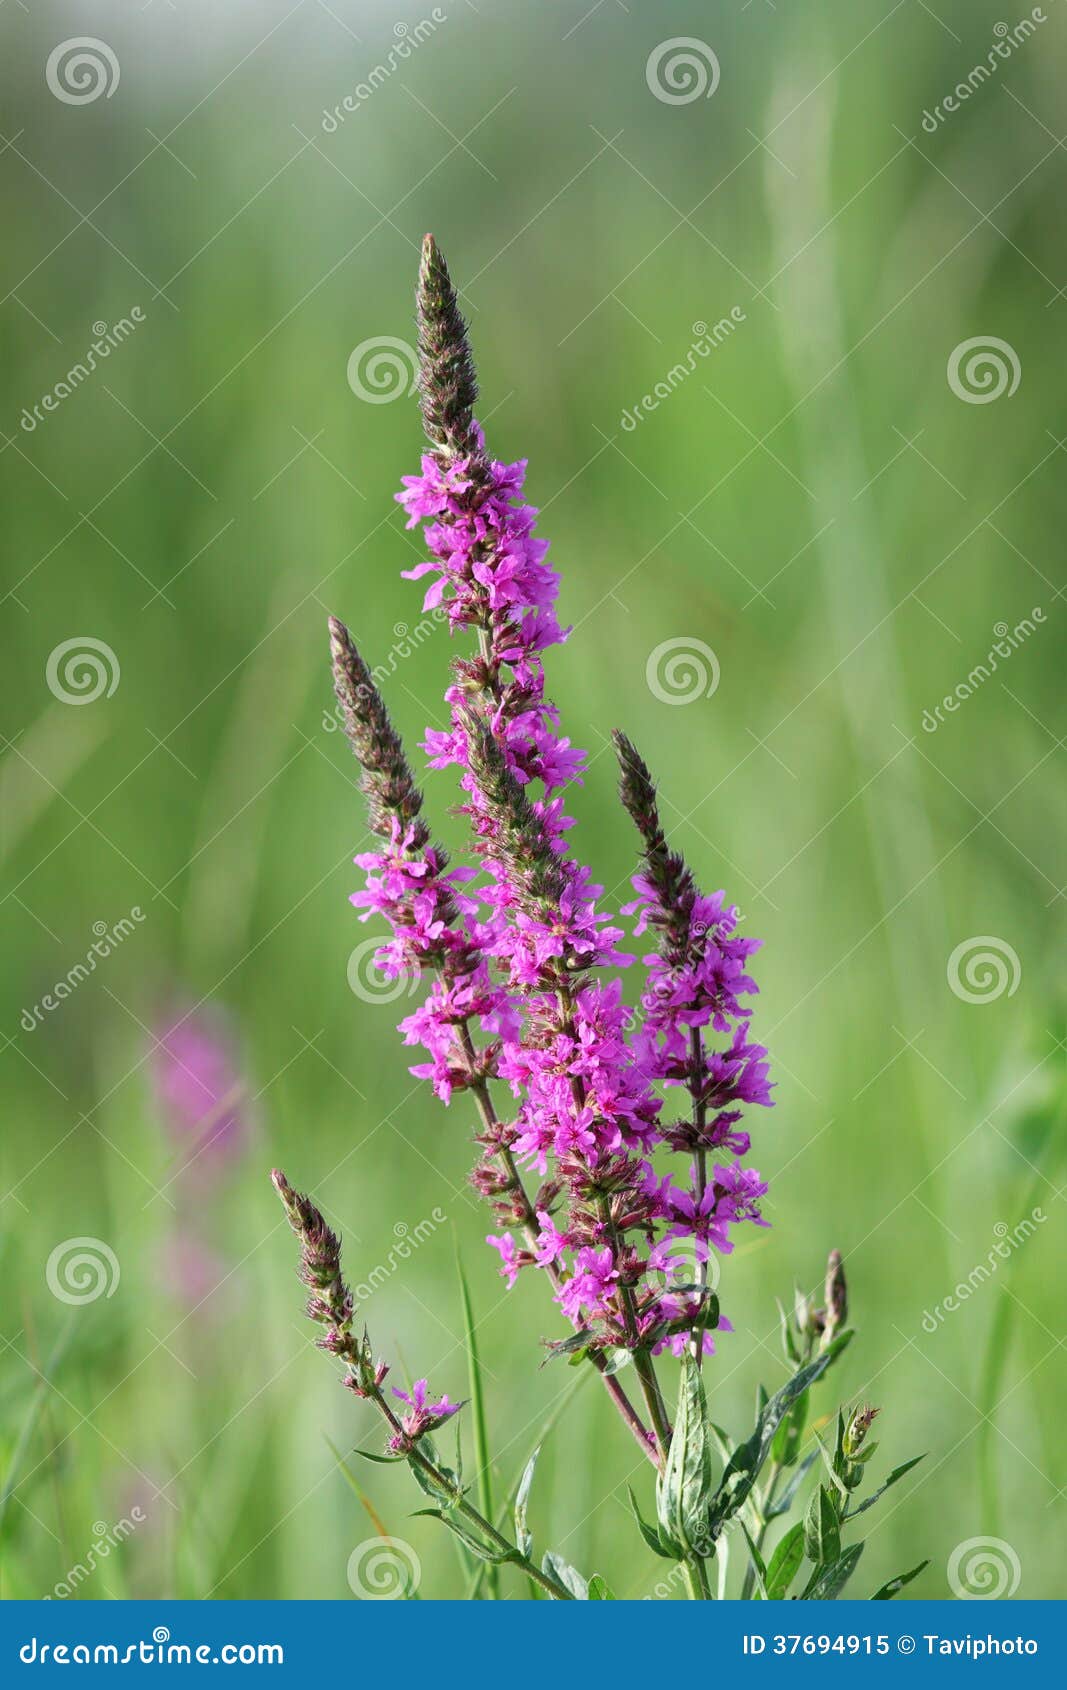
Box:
left=614, top=731, right=774, bottom=1362
left=271, top=1169, right=575, bottom=1599
left=329, top=614, right=656, bottom=1463
left=271, top=237, right=931, bottom=1601
left=396, top=237, right=769, bottom=1392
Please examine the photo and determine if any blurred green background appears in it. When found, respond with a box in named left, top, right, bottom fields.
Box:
left=1, top=0, right=1064, bottom=1601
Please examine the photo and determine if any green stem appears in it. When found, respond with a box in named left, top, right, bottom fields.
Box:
left=368, top=1385, right=573, bottom=1600
left=741, top=1460, right=783, bottom=1600
left=683, top=1554, right=712, bottom=1600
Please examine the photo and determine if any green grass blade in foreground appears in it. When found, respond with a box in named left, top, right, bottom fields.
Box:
left=455, top=1243, right=498, bottom=1598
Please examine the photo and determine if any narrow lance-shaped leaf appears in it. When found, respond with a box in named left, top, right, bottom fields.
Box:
left=845, top=1453, right=927, bottom=1519
left=872, top=1559, right=930, bottom=1599
left=657, top=1353, right=716, bottom=1558
left=802, top=1541, right=864, bottom=1600
left=542, top=1551, right=588, bottom=1600
left=765, top=1521, right=806, bottom=1600
left=628, top=1486, right=680, bottom=1561
left=804, top=1484, right=841, bottom=1567
left=711, top=1330, right=853, bottom=1531
left=513, top=1446, right=539, bottom=1558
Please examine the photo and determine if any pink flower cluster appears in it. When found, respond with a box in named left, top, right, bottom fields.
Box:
left=342, top=372, right=772, bottom=1359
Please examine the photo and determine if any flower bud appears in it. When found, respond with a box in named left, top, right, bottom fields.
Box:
left=825, top=1248, right=847, bottom=1332
left=843, top=1402, right=879, bottom=1458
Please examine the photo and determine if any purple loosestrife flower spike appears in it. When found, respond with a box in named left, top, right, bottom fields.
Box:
left=330, top=615, right=431, bottom=851
left=416, top=233, right=481, bottom=463
left=271, top=1169, right=355, bottom=1347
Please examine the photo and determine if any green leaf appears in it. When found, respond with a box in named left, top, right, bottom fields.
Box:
left=627, top=1485, right=679, bottom=1560
left=542, top=1330, right=594, bottom=1364
left=740, top=1523, right=769, bottom=1599
left=542, top=1550, right=588, bottom=1599
left=711, top=1331, right=853, bottom=1531
left=514, top=1446, right=539, bottom=1558
left=408, top=1450, right=462, bottom=1506
left=455, top=1245, right=497, bottom=1597
left=351, top=1446, right=405, bottom=1465
left=768, top=1449, right=818, bottom=1519
left=657, top=1353, right=716, bottom=1558
left=601, top=1348, right=632, bottom=1376
left=770, top=1384, right=810, bottom=1468
left=845, top=1454, right=926, bottom=1519
left=802, top=1542, right=864, bottom=1600
left=765, top=1521, right=806, bottom=1599
left=412, top=1509, right=520, bottom=1567
left=777, top=1297, right=801, bottom=1366
left=872, top=1559, right=930, bottom=1599
left=588, top=1573, right=616, bottom=1599
left=804, top=1484, right=841, bottom=1566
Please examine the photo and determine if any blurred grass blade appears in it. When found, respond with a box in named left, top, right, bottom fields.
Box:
left=467, top=1366, right=590, bottom=1599
left=324, top=1435, right=394, bottom=1541
left=455, top=1243, right=497, bottom=1598
left=0, top=1313, right=76, bottom=1539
